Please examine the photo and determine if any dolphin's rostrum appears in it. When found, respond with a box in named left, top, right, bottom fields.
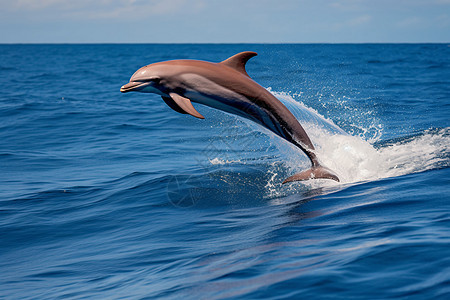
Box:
left=121, top=52, right=339, bottom=183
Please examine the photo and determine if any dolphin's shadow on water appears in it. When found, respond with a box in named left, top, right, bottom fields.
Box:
left=164, top=163, right=346, bottom=210
left=165, top=167, right=274, bottom=209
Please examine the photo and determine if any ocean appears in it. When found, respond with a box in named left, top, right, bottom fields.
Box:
left=0, top=44, right=449, bottom=299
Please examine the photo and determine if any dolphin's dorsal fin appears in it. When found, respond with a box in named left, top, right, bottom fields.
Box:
left=168, top=92, right=205, bottom=119
left=220, top=51, right=257, bottom=78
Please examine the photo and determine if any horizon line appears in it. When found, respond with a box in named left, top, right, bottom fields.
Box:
left=1, top=42, right=449, bottom=45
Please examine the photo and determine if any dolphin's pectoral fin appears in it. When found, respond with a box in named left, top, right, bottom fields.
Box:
left=168, top=93, right=205, bottom=119
left=282, top=166, right=340, bottom=184
left=162, top=96, right=188, bottom=115
left=220, top=51, right=257, bottom=78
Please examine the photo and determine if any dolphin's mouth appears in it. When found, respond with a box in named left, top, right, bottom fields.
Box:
left=120, top=81, right=147, bottom=93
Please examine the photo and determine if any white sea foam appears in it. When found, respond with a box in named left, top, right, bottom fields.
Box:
left=311, top=128, right=449, bottom=184
left=271, top=91, right=449, bottom=186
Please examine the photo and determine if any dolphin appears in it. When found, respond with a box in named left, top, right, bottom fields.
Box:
left=120, top=51, right=339, bottom=183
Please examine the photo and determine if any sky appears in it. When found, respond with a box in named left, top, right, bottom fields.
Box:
left=0, top=0, right=449, bottom=43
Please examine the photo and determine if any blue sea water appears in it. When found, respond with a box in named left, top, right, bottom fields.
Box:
left=0, top=44, right=449, bottom=299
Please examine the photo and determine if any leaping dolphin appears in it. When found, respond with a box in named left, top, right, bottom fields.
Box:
left=120, top=51, right=339, bottom=183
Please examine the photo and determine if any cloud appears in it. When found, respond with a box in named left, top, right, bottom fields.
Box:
left=348, top=14, right=372, bottom=26
left=397, top=17, right=423, bottom=28
left=329, top=14, right=372, bottom=32
left=12, top=0, right=64, bottom=10
left=329, top=0, right=366, bottom=12
left=3, top=0, right=207, bottom=20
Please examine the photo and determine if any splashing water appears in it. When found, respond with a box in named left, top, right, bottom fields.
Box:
left=198, top=89, right=448, bottom=196
left=272, top=91, right=449, bottom=186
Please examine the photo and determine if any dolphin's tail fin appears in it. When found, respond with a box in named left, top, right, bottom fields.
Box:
left=282, top=166, right=340, bottom=184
